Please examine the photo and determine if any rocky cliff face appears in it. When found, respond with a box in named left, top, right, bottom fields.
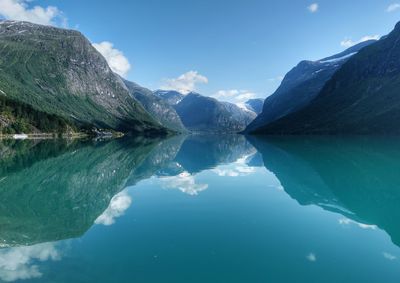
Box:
left=0, top=21, right=164, bottom=134
left=123, top=80, right=186, bottom=132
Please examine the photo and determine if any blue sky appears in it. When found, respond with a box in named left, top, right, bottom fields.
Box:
left=1, top=0, right=400, bottom=105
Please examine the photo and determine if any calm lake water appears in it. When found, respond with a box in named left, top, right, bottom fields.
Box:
left=1, top=135, right=400, bottom=282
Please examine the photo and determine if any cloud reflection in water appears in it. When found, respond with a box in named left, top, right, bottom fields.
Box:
left=0, top=243, right=60, bottom=282
left=95, top=191, right=132, bottom=226
left=160, top=171, right=208, bottom=196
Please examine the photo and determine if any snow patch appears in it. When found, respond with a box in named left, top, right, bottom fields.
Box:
left=314, top=69, right=324, bottom=74
left=319, top=52, right=358, bottom=64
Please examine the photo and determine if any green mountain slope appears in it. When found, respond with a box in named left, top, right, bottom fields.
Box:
left=0, top=20, right=164, bottom=134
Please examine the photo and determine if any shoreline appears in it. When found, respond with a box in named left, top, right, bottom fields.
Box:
left=0, top=132, right=89, bottom=140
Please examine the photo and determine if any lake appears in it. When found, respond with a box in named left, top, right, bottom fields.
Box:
left=0, top=135, right=400, bottom=282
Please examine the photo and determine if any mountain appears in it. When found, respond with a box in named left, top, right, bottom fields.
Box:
left=174, top=92, right=256, bottom=133
left=246, top=40, right=376, bottom=133
left=154, top=90, right=185, bottom=105
left=123, top=80, right=186, bottom=132
left=245, top=99, right=264, bottom=115
left=0, top=21, right=165, bottom=134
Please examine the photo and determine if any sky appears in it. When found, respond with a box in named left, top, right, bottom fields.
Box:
left=0, top=0, right=399, bottom=106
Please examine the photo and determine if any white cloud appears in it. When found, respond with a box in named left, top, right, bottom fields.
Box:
left=387, top=3, right=400, bottom=12
left=92, top=41, right=132, bottom=78
left=95, top=191, right=132, bottom=226
left=306, top=253, right=317, bottom=262
left=340, top=35, right=380, bottom=48
left=383, top=252, right=397, bottom=260
left=160, top=172, right=208, bottom=196
left=0, top=243, right=60, bottom=282
left=161, top=71, right=208, bottom=94
left=212, top=89, right=257, bottom=109
left=0, top=0, right=66, bottom=27
left=308, top=3, right=319, bottom=13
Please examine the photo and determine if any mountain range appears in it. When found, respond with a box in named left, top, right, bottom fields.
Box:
left=168, top=92, right=256, bottom=133
left=3, top=19, right=400, bottom=136
left=154, top=90, right=258, bottom=133
left=0, top=20, right=261, bottom=136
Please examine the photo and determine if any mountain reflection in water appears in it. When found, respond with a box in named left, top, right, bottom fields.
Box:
left=0, top=135, right=400, bottom=282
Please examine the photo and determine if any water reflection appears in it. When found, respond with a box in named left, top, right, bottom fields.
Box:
left=126, top=134, right=257, bottom=196
left=1, top=135, right=400, bottom=282
left=174, top=135, right=256, bottom=174
left=95, top=191, right=132, bottom=226
left=249, top=136, right=400, bottom=247
left=212, top=154, right=257, bottom=178
left=0, top=242, right=60, bottom=282
left=0, top=135, right=257, bottom=249
left=0, top=138, right=160, bottom=248
left=5, top=135, right=400, bottom=247
left=160, top=172, right=209, bottom=196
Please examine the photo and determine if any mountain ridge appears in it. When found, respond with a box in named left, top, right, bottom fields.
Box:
left=251, top=22, right=400, bottom=135
left=246, top=40, right=377, bottom=133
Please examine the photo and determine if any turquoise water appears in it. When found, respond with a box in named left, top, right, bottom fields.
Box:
left=1, top=135, right=400, bottom=282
